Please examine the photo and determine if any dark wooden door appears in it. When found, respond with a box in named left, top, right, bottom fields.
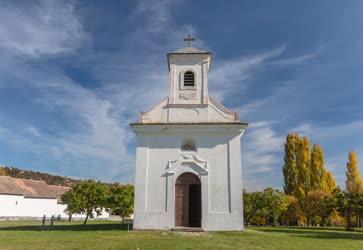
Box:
left=175, top=184, right=188, bottom=227
left=175, top=173, right=201, bottom=228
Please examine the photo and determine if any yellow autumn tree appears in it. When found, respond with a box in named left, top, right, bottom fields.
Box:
left=310, top=144, right=325, bottom=190
left=310, top=144, right=337, bottom=193
left=346, top=151, right=363, bottom=193
left=324, top=172, right=337, bottom=193
left=283, top=133, right=299, bottom=195
left=296, top=136, right=311, bottom=199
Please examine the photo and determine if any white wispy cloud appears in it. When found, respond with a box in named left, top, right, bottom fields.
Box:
left=0, top=70, right=132, bottom=180
left=243, top=121, right=285, bottom=177
left=0, top=0, right=130, bottom=181
left=296, top=121, right=363, bottom=147
left=210, top=45, right=286, bottom=100
left=0, top=0, right=87, bottom=57
left=134, top=0, right=183, bottom=33
left=25, top=126, right=41, bottom=137
left=270, top=52, right=318, bottom=66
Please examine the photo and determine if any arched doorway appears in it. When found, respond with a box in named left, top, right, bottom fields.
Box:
left=175, top=172, right=201, bottom=227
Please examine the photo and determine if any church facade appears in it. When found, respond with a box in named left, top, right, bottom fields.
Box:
left=131, top=44, right=247, bottom=231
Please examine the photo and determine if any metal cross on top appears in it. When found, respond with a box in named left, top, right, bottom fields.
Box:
left=184, top=33, right=195, bottom=47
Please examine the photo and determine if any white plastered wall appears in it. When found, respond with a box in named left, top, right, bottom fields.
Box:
left=0, top=194, right=109, bottom=219
left=133, top=125, right=245, bottom=231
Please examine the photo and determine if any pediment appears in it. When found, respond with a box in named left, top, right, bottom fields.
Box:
left=136, top=96, right=240, bottom=124
left=164, top=154, right=209, bottom=175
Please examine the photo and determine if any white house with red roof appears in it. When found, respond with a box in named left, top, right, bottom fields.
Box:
left=0, top=176, right=109, bottom=219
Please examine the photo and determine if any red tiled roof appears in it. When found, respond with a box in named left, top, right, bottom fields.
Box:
left=0, top=176, right=70, bottom=203
left=48, top=185, right=71, bottom=203
left=0, top=176, right=24, bottom=196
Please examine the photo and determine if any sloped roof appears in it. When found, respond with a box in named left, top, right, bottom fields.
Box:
left=0, top=176, right=70, bottom=203
left=0, top=176, right=24, bottom=196
left=21, top=179, right=56, bottom=199
left=173, top=47, right=208, bottom=54
left=49, top=185, right=71, bottom=203
left=167, top=47, right=212, bottom=72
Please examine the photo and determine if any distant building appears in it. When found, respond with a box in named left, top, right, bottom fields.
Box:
left=0, top=176, right=109, bottom=219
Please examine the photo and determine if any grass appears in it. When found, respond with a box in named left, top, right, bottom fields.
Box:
left=0, top=220, right=362, bottom=249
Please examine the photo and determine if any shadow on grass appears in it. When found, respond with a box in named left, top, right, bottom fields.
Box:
left=0, top=223, right=133, bottom=231
left=252, top=227, right=363, bottom=240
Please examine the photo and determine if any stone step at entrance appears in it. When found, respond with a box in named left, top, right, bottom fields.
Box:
left=171, top=227, right=204, bottom=232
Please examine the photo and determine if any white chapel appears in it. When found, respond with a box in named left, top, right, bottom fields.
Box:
left=131, top=37, right=248, bottom=231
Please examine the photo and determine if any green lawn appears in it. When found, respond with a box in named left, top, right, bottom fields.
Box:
left=0, top=221, right=362, bottom=249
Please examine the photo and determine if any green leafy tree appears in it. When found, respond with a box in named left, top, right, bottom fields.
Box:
left=280, top=195, right=303, bottom=226
left=333, top=188, right=361, bottom=230
left=108, top=184, right=134, bottom=221
left=305, top=189, right=335, bottom=226
left=61, top=180, right=108, bottom=224
left=61, top=191, right=75, bottom=221
left=263, top=188, right=289, bottom=226
left=243, top=188, right=288, bottom=226
left=357, top=194, right=363, bottom=227
left=345, top=151, right=363, bottom=227
left=242, top=190, right=254, bottom=225
left=243, top=190, right=264, bottom=225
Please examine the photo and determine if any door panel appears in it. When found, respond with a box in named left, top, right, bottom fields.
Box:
left=175, top=184, right=188, bottom=227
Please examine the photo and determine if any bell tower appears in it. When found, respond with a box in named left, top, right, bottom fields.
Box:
left=167, top=34, right=212, bottom=105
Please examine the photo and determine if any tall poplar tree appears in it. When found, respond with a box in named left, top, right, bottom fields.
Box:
left=346, top=151, right=363, bottom=193
left=324, top=172, right=337, bottom=193
left=283, top=133, right=298, bottom=195
left=282, top=132, right=339, bottom=225
left=310, top=144, right=337, bottom=193
left=296, top=136, right=311, bottom=199
left=310, top=144, right=325, bottom=190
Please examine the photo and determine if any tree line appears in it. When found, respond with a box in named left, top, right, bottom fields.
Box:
left=61, top=180, right=134, bottom=224
left=0, top=166, right=78, bottom=186
left=243, top=133, right=363, bottom=230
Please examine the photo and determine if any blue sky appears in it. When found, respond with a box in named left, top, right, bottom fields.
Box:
left=0, top=0, right=362, bottom=191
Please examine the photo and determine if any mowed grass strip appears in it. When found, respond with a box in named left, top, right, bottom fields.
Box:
left=0, top=221, right=362, bottom=249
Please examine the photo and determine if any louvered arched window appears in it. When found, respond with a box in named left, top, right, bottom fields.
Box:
left=183, top=71, right=195, bottom=87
